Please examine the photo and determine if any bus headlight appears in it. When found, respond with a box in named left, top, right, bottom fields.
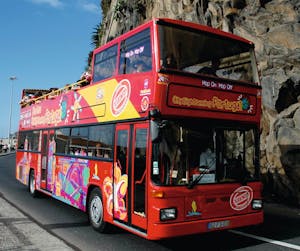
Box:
left=160, top=208, right=177, bottom=221
left=252, top=199, right=263, bottom=210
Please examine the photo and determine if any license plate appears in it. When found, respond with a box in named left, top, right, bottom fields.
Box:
left=208, top=220, right=230, bottom=229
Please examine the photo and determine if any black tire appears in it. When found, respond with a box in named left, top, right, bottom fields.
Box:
left=28, top=169, right=38, bottom=197
left=88, top=188, right=109, bottom=233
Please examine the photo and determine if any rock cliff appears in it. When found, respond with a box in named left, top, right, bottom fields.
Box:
left=97, top=0, right=300, bottom=206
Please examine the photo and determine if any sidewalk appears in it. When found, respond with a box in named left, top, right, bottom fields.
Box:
left=0, top=194, right=75, bottom=251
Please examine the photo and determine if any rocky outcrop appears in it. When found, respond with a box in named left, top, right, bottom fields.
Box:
left=98, top=0, right=300, bottom=206
left=262, top=103, right=300, bottom=204
left=237, top=0, right=300, bottom=205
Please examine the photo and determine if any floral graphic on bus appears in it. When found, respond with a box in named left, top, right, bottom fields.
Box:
left=92, top=163, right=100, bottom=180
left=71, top=92, right=82, bottom=121
left=103, top=161, right=128, bottom=220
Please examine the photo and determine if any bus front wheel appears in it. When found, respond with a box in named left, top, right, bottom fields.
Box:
left=88, top=188, right=109, bottom=233
left=28, top=169, right=38, bottom=197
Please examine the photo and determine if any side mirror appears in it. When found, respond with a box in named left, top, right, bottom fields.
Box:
left=151, top=120, right=169, bottom=142
left=150, top=120, right=160, bottom=142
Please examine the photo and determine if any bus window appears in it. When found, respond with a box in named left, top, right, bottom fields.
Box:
left=87, top=124, right=113, bottom=158
left=151, top=119, right=259, bottom=186
left=158, top=24, right=256, bottom=83
left=31, top=131, right=40, bottom=151
left=245, top=129, right=256, bottom=176
left=219, top=129, right=257, bottom=181
left=17, top=131, right=40, bottom=152
left=55, top=128, right=70, bottom=154
left=93, top=44, right=118, bottom=83
left=116, top=130, right=128, bottom=170
left=17, top=132, right=25, bottom=150
left=69, top=127, right=89, bottom=156
left=133, top=128, right=147, bottom=216
left=119, top=28, right=152, bottom=74
left=17, top=132, right=28, bottom=150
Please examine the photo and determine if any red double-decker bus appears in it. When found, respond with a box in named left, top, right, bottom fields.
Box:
left=16, top=18, right=263, bottom=240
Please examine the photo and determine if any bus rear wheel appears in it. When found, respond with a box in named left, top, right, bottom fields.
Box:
left=88, top=188, right=109, bottom=233
left=28, top=169, right=38, bottom=197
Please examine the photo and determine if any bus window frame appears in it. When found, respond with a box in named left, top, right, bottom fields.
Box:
left=119, top=27, right=153, bottom=75
left=93, top=43, right=118, bottom=83
left=17, top=130, right=41, bottom=152
left=156, top=21, right=259, bottom=84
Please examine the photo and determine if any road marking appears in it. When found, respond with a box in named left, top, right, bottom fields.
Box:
left=229, top=230, right=300, bottom=250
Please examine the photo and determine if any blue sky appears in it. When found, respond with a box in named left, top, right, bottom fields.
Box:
left=0, top=0, right=101, bottom=138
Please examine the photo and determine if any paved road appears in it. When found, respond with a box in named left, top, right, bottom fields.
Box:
left=0, top=192, right=75, bottom=251
left=0, top=151, right=74, bottom=250
left=1, top=151, right=300, bottom=251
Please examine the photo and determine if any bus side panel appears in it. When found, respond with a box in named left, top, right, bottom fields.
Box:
left=90, top=159, right=115, bottom=224
left=50, top=156, right=112, bottom=212
left=16, top=151, right=39, bottom=186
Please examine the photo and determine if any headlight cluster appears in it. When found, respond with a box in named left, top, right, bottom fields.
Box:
left=252, top=199, right=263, bottom=209
left=160, top=208, right=177, bottom=221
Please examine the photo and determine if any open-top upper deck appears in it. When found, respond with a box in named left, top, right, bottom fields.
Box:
left=19, top=18, right=261, bottom=131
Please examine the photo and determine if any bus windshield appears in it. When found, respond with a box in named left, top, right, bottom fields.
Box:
left=151, top=119, right=259, bottom=186
left=158, top=23, right=257, bottom=83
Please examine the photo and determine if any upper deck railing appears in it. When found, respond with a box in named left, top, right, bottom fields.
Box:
left=20, top=79, right=87, bottom=108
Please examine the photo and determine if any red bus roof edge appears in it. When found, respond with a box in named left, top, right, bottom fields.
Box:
left=93, top=18, right=254, bottom=54
left=154, top=18, right=254, bottom=45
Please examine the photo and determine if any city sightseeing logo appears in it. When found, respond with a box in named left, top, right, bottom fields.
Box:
left=111, top=79, right=131, bottom=117
left=230, top=186, right=253, bottom=211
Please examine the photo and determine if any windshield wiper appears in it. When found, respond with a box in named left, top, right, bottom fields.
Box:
left=187, top=169, right=210, bottom=189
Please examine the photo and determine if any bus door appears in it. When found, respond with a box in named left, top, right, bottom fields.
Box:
left=131, top=124, right=147, bottom=229
left=114, top=123, right=148, bottom=231
left=40, top=129, right=55, bottom=192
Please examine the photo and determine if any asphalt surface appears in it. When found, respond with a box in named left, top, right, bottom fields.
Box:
left=1, top=151, right=299, bottom=251
left=0, top=193, right=75, bottom=251
left=0, top=151, right=74, bottom=250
